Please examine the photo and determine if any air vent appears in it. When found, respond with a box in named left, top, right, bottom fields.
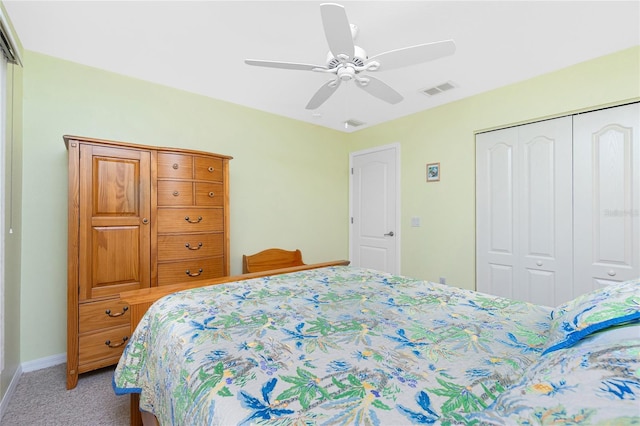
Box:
left=344, top=119, right=365, bottom=128
left=421, top=81, right=457, bottom=97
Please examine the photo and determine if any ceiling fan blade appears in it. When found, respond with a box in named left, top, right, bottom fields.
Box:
left=356, top=75, right=403, bottom=104
left=306, top=79, right=341, bottom=110
left=368, top=40, right=456, bottom=71
left=320, top=3, right=354, bottom=58
left=245, top=59, right=327, bottom=71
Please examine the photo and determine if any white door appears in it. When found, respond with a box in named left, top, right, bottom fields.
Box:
left=476, top=116, right=573, bottom=306
left=573, top=103, right=640, bottom=294
left=476, top=127, right=519, bottom=299
left=350, top=144, right=400, bottom=274
left=517, top=118, right=573, bottom=305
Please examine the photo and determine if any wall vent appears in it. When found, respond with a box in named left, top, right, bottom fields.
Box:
left=420, top=81, right=457, bottom=97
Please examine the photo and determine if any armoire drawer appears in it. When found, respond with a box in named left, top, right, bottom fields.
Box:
left=78, top=325, right=130, bottom=368
left=158, top=181, right=193, bottom=206
left=195, top=156, right=223, bottom=182
left=157, top=257, right=225, bottom=286
left=79, top=299, right=130, bottom=334
left=158, top=208, right=224, bottom=233
left=158, top=233, right=224, bottom=261
left=158, top=153, right=193, bottom=179
left=195, top=182, right=224, bottom=206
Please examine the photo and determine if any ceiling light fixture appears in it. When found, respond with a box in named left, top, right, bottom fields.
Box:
left=344, top=119, right=365, bottom=128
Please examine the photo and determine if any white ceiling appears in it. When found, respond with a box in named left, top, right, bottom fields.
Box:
left=4, top=1, right=639, bottom=132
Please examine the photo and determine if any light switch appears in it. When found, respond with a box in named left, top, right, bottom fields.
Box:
left=411, top=217, right=421, bottom=227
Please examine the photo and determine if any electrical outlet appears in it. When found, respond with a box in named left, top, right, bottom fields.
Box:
left=439, top=277, right=446, bottom=284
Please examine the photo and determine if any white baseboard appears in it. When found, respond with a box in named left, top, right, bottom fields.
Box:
left=21, top=353, right=65, bottom=373
left=0, top=353, right=65, bottom=420
left=0, top=363, right=22, bottom=421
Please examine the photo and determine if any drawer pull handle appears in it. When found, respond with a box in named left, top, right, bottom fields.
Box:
left=105, top=306, right=129, bottom=317
left=186, top=268, right=203, bottom=277
left=185, top=242, right=203, bottom=250
left=105, top=336, right=129, bottom=348
left=608, top=270, right=617, bottom=277
left=208, top=192, right=215, bottom=198
left=208, top=166, right=214, bottom=172
left=173, top=191, right=179, bottom=196
left=172, top=163, right=179, bottom=170
left=184, top=216, right=203, bottom=223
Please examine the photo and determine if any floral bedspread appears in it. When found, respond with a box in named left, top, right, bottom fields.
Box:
left=113, top=266, right=557, bottom=425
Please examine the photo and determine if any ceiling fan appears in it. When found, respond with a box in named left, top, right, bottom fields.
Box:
left=244, top=3, right=456, bottom=110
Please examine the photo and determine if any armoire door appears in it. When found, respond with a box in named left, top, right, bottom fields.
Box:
left=476, top=116, right=573, bottom=306
left=78, top=144, right=152, bottom=301
left=573, top=103, right=640, bottom=294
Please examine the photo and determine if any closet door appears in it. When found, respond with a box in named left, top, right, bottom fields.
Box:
left=476, top=127, right=519, bottom=299
left=517, top=118, right=573, bottom=305
left=476, top=116, right=573, bottom=306
left=573, top=103, right=640, bottom=294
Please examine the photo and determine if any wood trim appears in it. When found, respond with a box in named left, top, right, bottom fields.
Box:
left=223, top=158, right=230, bottom=276
left=66, top=141, right=80, bottom=390
left=63, top=135, right=234, bottom=160
left=121, top=260, right=350, bottom=426
left=150, top=150, right=158, bottom=287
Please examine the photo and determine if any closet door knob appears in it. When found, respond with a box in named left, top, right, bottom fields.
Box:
left=142, top=218, right=149, bottom=225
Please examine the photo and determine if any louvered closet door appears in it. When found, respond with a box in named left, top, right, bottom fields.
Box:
left=573, top=103, right=640, bottom=294
left=476, top=117, right=573, bottom=306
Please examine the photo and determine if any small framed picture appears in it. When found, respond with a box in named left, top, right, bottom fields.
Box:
left=426, top=162, right=440, bottom=182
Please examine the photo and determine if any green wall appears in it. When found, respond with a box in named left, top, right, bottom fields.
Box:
left=20, top=50, right=350, bottom=363
left=349, top=46, right=640, bottom=289
left=15, top=45, right=640, bottom=366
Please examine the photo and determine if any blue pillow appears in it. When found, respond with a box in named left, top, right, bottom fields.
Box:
left=541, top=279, right=640, bottom=355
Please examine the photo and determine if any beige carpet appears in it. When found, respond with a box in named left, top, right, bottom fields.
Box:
left=1, top=364, right=129, bottom=426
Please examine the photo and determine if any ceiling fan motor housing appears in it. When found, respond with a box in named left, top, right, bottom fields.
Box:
left=326, top=45, right=367, bottom=69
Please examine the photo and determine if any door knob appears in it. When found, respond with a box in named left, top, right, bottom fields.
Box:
left=384, top=231, right=394, bottom=237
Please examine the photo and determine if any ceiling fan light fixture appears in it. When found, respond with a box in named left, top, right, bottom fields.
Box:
left=244, top=3, right=456, bottom=111
left=326, top=45, right=367, bottom=69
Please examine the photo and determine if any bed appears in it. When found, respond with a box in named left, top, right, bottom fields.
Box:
left=113, top=263, right=640, bottom=425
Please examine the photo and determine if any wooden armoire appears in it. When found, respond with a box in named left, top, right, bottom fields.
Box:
left=65, top=135, right=232, bottom=389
